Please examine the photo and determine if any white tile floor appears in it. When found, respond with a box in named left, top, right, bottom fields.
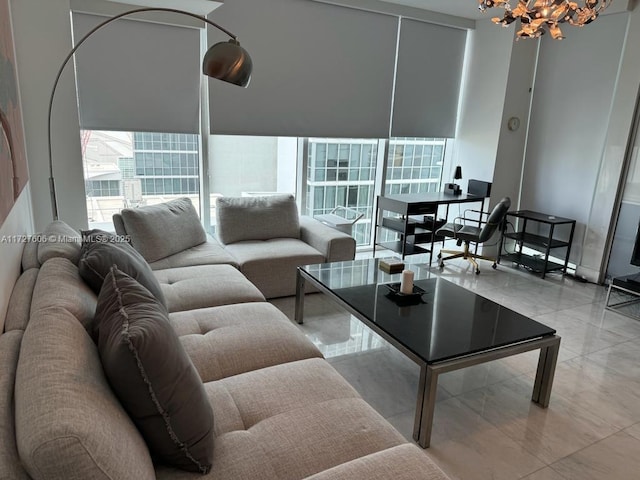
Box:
left=270, top=250, right=640, bottom=480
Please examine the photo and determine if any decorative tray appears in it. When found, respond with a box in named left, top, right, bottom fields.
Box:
left=383, top=282, right=426, bottom=305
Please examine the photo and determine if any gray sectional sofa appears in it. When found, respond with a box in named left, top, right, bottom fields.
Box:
left=0, top=212, right=451, bottom=479
left=113, top=195, right=356, bottom=298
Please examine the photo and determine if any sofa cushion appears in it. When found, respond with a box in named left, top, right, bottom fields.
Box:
left=15, top=306, right=155, bottom=480
left=216, top=194, right=300, bottom=245
left=21, top=238, right=40, bottom=270
left=120, top=197, right=207, bottom=263
left=155, top=358, right=407, bottom=480
left=225, top=238, right=325, bottom=298
left=36, top=220, right=81, bottom=265
left=303, top=444, right=449, bottom=480
left=95, top=267, right=214, bottom=473
left=31, top=257, right=97, bottom=332
left=154, top=264, right=264, bottom=313
left=78, top=233, right=167, bottom=308
left=148, top=234, right=237, bottom=270
left=169, top=302, right=323, bottom=382
left=0, top=331, right=31, bottom=480
left=4, top=268, right=38, bottom=331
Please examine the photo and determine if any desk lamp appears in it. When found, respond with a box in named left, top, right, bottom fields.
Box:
left=445, top=165, right=462, bottom=195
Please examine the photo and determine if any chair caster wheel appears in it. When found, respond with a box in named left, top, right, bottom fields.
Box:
left=439, top=262, right=444, bottom=270
left=492, top=263, right=497, bottom=270
left=475, top=269, right=480, bottom=275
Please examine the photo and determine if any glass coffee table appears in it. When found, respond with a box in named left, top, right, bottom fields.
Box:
left=295, top=258, right=561, bottom=448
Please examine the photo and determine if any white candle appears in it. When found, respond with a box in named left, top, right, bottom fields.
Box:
left=400, top=269, right=414, bottom=294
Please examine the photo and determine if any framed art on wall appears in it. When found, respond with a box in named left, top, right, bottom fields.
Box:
left=1, top=0, right=29, bottom=226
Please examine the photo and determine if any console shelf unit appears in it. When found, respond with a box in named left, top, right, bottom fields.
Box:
left=498, top=210, right=576, bottom=279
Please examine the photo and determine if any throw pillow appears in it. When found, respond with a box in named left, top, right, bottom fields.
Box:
left=95, top=266, right=214, bottom=473
left=216, top=194, right=300, bottom=244
left=78, top=232, right=167, bottom=309
left=120, top=198, right=207, bottom=263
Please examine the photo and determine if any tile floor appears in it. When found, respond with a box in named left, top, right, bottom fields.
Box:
left=270, top=251, right=640, bottom=480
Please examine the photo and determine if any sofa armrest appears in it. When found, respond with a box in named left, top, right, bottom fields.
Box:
left=299, top=216, right=356, bottom=262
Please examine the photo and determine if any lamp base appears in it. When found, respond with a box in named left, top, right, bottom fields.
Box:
left=444, top=183, right=462, bottom=195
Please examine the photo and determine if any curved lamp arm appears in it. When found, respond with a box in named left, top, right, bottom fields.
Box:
left=48, top=7, right=252, bottom=220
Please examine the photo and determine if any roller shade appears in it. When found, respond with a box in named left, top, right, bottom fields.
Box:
left=72, top=12, right=201, bottom=133
left=391, top=18, right=467, bottom=138
left=207, top=0, right=398, bottom=138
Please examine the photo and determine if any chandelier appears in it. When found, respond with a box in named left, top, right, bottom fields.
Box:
left=478, top=1, right=612, bottom=40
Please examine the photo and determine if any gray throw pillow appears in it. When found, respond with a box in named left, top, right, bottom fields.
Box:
left=78, top=231, right=167, bottom=309
left=95, top=267, right=214, bottom=473
left=120, top=198, right=207, bottom=263
left=216, top=194, right=300, bottom=244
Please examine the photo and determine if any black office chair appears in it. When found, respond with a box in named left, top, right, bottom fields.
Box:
left=436, top=197, right=511, bottom=274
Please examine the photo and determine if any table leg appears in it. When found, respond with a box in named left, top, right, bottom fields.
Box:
left=532, top=336, right=560, bottom=407
left=414, top=364, right=438, bottom=448
left=295, top=270, right=305, bottom=324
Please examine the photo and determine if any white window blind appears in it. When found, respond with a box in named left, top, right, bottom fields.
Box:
left=72, top=12, right=201, bottom=134
left=206, top=0, right=398, bottom=138
left=391, top=18, right=467, bottom=138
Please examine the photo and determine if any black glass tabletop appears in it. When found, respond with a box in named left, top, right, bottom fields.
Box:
left=301, top=259, right=556, bottom=364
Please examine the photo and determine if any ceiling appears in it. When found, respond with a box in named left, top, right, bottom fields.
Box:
left=381, top=0, right=486, bottom=20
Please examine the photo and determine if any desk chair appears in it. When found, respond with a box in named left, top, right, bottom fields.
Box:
left=436, top=197, right=511, bottom=274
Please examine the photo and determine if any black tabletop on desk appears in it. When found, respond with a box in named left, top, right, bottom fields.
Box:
left=379, top=192, right=484, bottom=205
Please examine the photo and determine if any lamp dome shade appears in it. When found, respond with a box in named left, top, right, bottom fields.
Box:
left=202, top=39, right=252, bottom=87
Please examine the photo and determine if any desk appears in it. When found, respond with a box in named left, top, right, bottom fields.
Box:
left=373, top=193, right=487, bottom=263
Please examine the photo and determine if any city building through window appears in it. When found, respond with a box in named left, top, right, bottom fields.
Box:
left=81, top=132, right=447, bottom=247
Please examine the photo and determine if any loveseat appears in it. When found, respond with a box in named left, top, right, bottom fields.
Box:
left=0, top=219, right=450, bottom=479
left=113, top=195, right=356, bottom=298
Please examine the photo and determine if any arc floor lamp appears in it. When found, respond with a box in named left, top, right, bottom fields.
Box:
left=47, top=7, right=253, bottom=221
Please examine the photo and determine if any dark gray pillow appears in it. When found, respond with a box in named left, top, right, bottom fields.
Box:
left=78, top=232, right=167, bottom=308
left=95, top=267, right=214, bottom=473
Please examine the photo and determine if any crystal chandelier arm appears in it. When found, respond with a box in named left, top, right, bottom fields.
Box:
left=478, top=0, right=612, bottom=39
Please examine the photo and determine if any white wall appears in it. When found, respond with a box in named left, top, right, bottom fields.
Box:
left=520, top=12, right=629, bottom=269
left=491, top=36, right=538, bottom=209
left=449, top=19, right=513, bottom=192
left=11, top=0, right=88, bottom=232
left=0, top=187, right=34, bottom=332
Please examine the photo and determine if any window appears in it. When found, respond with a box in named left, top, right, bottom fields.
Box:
left=305, top=139, right=379, bottom=246
left=207, top=135, right=298, bottom=230
left=85, top=180, right=121, bottom=197
left=81, top=130, right=448, bottom=244
left=385, top=138, right=445, bottom=195
left=304, top=137, right=446, bottom=247
left=81, top=130, right=201, bottom=229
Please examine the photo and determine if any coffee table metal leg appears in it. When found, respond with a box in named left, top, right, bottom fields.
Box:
left=295, top=271, right=306, bottom=324
left=532, top=336, right=561, bottom=407
left=414, top=364, right=438, bottom=448
left=413, top=364, right=427, bottom=441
